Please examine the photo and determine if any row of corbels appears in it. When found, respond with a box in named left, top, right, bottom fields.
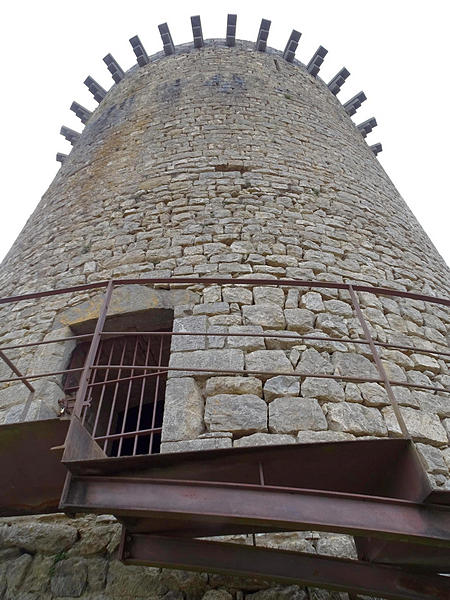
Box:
left=57, top=15, right=382, bottom=165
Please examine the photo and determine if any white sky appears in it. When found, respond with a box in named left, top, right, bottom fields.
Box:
left=1, top=0, right=449, bottom=268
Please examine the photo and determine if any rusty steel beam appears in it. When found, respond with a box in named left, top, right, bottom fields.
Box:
left=120, top=534, right=450, bottom=600
left=0, top=277, right=448, bottom=307
left=61, top=476, right=450, bottom=547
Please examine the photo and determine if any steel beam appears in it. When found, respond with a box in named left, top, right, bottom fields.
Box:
left=226, top=14, right=237, bottom=47
left=306, top=46, right=328, bottom=77
left=62, top=476, right=450, bottom=547
left=121, top=534, right=450, bottom=600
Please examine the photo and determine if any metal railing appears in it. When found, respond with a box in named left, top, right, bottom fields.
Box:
left=0, top=277, right=448, bottom=459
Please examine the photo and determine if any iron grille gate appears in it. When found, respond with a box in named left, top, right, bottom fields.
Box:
left=65, top=333, right=171, bottom=457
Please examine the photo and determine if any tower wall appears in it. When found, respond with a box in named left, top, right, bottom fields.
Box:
left=0, top=39, right=448, bottom=599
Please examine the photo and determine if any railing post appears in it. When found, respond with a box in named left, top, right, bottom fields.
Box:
left=347, top=284, right=410, bottom=438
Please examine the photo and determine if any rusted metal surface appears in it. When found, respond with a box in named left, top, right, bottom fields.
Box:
left=120, top=534, right=450, bottom=600
left=0, top=418, right=69, bottom=516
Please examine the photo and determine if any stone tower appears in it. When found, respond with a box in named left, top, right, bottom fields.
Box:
left=0, top=15, right=448, bottom=600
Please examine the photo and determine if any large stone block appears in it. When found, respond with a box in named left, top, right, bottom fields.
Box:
left=263, top=376, right=300, bottom=402
left=205, top=376, right=262, bottom=397
left=233, top=433, right=296, bottom=447
left=161, top=437, right=232, bottom=453
left=168, top=349, right=244, bottom=378
left=301, top=377, right=344, bottom=402
left=332, top=352, right=378, bottom=379
left=269, top=397, right=327, bottom=433
left=205, top=394, right=267, bottom=435
left=296, top=348, right=334, bottom=375
left=246, top=350, right=293, bottom=378
left=228, top=325, right=266, bottom=351
left=0, top=522, right=78, bottom=554
left=106, top=560, right=166, bottom=596
left=171, top=315, right=207, bottom=351
left=161, top=378, right=204, bottom=442
left=325, top=402, right=387, bottom=436
left=253, top=287, right=285, bottom=306
left=242, top=304, right=285, bottom=329
left=382, top=406, right=447, bottom=446
left=284, top=308, right=315, bottom=333
left=50, top=557, right=88, bottom=597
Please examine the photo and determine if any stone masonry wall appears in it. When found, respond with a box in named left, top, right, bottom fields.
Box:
left=0, top=38, right=448, bottom=599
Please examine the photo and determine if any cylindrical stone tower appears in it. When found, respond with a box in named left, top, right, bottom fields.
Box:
left=0, top=15, right=448, bottom=600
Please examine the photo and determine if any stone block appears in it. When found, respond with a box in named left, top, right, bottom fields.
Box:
left=264, top=330, right=301, bottom=349
left=300, top=291, right=324, bottom=312
left=263, top=375, right=300, bottom=402
left=325, top=402, right=387, bottom=436
left=171, top=315, right=207, bottom=351
left=296, top=348, right=334, bottom=375
left=205, top=376, right=262, bottom=396
left=106, top=560, right=165, bottom=596
left=222, top=287, right=253, bottom=304
left=323, top=299, right=353, bottom=317
left=161, top=378, right=204, bottom=442
left=332, top=352, right=378, bottom=379
left=316, top=534, right=357, bottom=559
left=410, top=353, right=441, bottom=374
left=359, top=382, right=389, bottom=407
left=205, top=394, right=267, bottom=435
left=246, top=350, right=293, bottom=378
left=415, top=443, right=449, bottom=474
left=168, top=349, right=244, bottom=377
left=382, top=406, right=447, bottom=446
left=253, top=287, right=285, bottom=306
left=0, top=522, right=78, bottom=553
left=417, top=392, right=450, bottom=417
left=160, top=437, right=232, bottom=453
left=296, top=430, right=355, bottom=443
left=284, top=308, right=315, bottom=333
left=193, top=302, right=230, bottom=316
left=301, top=377, right=344, bottom=402
left=269, top=397, right=327, bottom=433
left=234, top=433, right=296, bottom=447
left=50, top=557, right=88, bottom=597
left=207, top=325, right=227, bottom=349
left=228, top=325, right=266, bottom=351
left=242, top=304, right=285, bottom=329
left=315, top=313, right=349, bottom=337
left=246, top=585, right=307, bottom=600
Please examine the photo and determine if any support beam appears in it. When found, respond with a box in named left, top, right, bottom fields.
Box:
left=306, top=46, right=328, bottom=77
left=121, top=535, right=450, bottom=600
left=84, top=76, right=107, bottom=103
left=60, top=126, right=80, bottom=146
left=158, top=23, right=175, bottom=56
left=226, top=14, right=237, bottom=47
left=129, top=35, right=149, bottom=66
left=103, top=54, right=125, bottom=84
left=370, top=142, right=383, bottom=156
left=190, top=15, right=204, bottom=49
left=70, top=102, right=92, bottom=125
left=283, top=30, right=301, bottom=63
left=327, top=67, right=350, bottom=95
left=344, top=91, right=367, bottom=116
left=62, top=476, right=450, bottom=548
left=56, top=153, right=68, bottom=164
left=256, top=19, right=271, bottom=52
left=357, top=117, right=377, bottom=138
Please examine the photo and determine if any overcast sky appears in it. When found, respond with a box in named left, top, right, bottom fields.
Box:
left=1, top=0, right=449, bottom=268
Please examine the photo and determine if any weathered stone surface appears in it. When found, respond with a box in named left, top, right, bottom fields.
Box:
left=415, top=443, right=449, bottom=474
left=5, top=553, right=32, bottom=595
left=359, top=382, right=389, bottom=407
left=69, top=522, right=119, bottom=556
left=284, top=309, right=314, bottom=333
left=246, top=586, right=307, bottom=600
left=382, top=406, right=447, bottom=446
left=301, top=377, right=344, bottom=402
left=325, top=402, right=387, bottom=436
left=263, top=376, right=300, bottom=402
left=206, top=376, right=262, bottom=397
left=316, top=534, right=357, bottom=559
left=171, top=315, right=207, bottom=351
left=315, top=313, right=348, bottom=337
left=193, top=302, right=230, bottom=316
left=300, top=291, right=324, bottom=312
left=296, top=430, right=355, bottom=443
left=233, top=433, right=296, bottom=447
left=264, top=330, right=301, bottom=349
left=296, top=348, right=333, bottom=375
left=201, top=590, right=233, bottom=600
left=323, top=299, right=353, bottom=317
left=222, top=287, right=253, bottom=305
left=168, top=349, right=244, bottom=377
left=242, top=305, right=285, bottom=329
left=161, top=378, right=204, bottom=442
left=253, top=287, right=285, bottom=307
left=228, top=325, right=266, bottom=351
left=161, top=437, right=232, bottom=453
left=50, top=557, right=88, bottom=597
left=161, top=568, right=209, bottom=599
left=246, top=350, right=293, bottom=377
left=205, top=394, right=267, bottom=435
left=106, top=560, right=166, bottom=596
left=269, top=397, right=327, bottom=433
left=332, top=352, right=378, bottom=378
left=417, top=392, right=450, bottom=417
left=0, top=522, right=78, bottom=554
left=410, top=353, right=441, bottom=373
